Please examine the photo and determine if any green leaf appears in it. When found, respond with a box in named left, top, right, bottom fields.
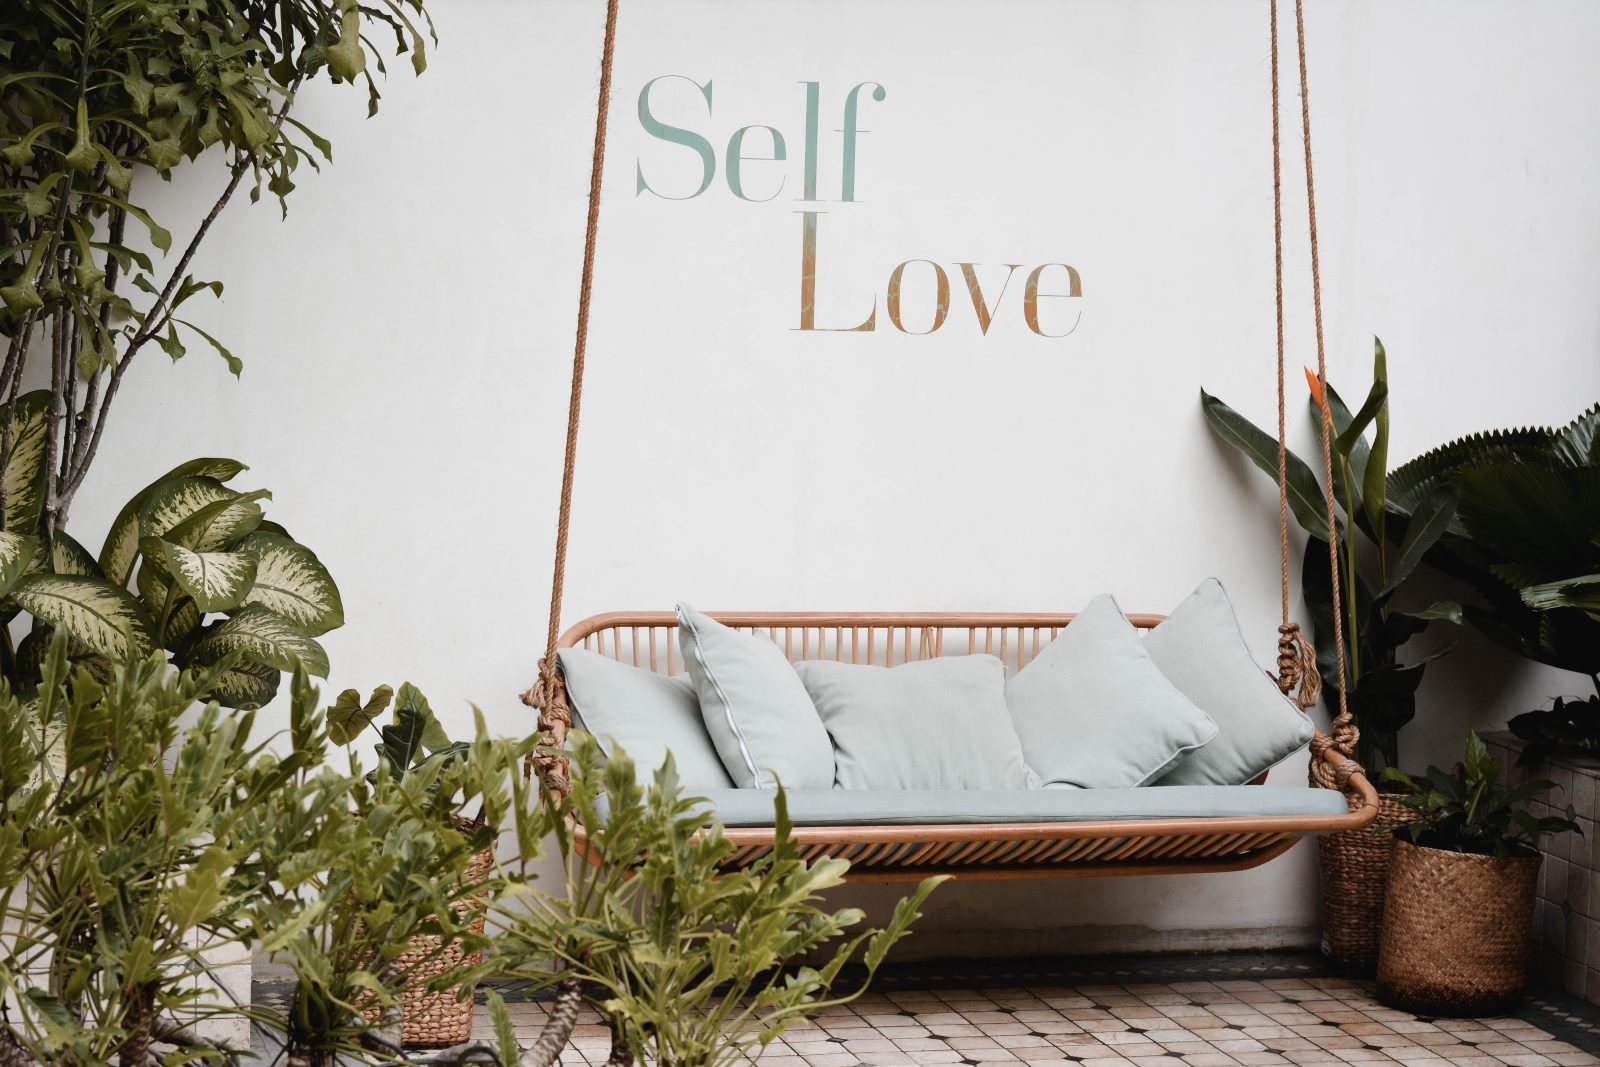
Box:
left=1381, top=482, right=1459, bottom=598
left=377, top=700, right=426, bottom=776
left=1322, top=384, right=1371, bottom=521
left=163, top=595, right=202, bottom=652
left=23, top=988, right=72, bottom=1036
left=0, top=532, right=38, bottom=599
left=202, top=657, right=281, bottom=709
left=139, top=537, right=257, bottom=612
left=237, top=532, right=343, bottom=636
left=162, top=489, right=269, bottom=552
left=64, top=97, right=96, bottom=172
left=1335, top=379, right=1388, bottom=457
left=185, top=604, right=328, bottom=677
left=487, top=989, right=519, bottom=1067
left=1520, top=573, right=1600, bottom=616
left=99, top=459, right=248, bottom=584
left=168, top=846, right=235, bottom=934
left=1406, top=600, right=1465, bottom=626
left=175, top=317, right=242, bottom=376
left=2, top=391, right=51, bottom=534
left=11, top=574, right=156, bottom=660
left=326, top=7, right=368, bottom=81
left=1360, top=337, right=1390, bottom=543
left=327, top=685, right=394, bottom=746
left=1555, top=403, right=1600, bottom=468
left=138, top=475, right=239, bottom=542
left=47, top=529, right=102, bottom=578
left=1200, top=389, right=1339, bottom=541
left=402, top=682, right=450, bottom=753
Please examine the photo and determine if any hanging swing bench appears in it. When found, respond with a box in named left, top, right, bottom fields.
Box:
left=522, top=0, right=1378, bottom=883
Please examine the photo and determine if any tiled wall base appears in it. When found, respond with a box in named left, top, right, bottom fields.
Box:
left=1487, top=732, right=1600, bottom=1006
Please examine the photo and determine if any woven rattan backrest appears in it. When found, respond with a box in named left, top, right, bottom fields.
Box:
left=557, top=611, right=1166, bottom=678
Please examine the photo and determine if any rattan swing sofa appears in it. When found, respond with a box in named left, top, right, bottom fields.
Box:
left=550, top=610, right=1379, bottom=882
left=521, top=0, right=1380, bottom=885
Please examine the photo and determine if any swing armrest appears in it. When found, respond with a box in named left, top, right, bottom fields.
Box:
left=1320, top=746, right=1379, bottom=827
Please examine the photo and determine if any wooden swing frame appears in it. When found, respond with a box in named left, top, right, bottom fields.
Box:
left=522, top=0, right=1379, bottom=883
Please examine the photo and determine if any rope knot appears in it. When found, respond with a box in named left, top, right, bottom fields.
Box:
left=1274, top=623, right=1322, bottom=712
left=1330, top=715, right=1360, bottom=758
left=521, top=654, right=573, bottom=790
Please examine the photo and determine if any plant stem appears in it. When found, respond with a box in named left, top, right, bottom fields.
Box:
left=58, top=80, right=300, bottom=516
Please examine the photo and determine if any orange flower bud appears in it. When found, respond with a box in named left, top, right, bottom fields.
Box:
left=1304, top=366, right=1326, bottom=407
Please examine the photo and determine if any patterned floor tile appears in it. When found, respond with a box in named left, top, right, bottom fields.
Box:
left=247, top=951, right=1600, bottom=1064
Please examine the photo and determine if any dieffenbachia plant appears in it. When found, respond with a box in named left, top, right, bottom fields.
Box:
left=0, top=438, right=341, bottom=706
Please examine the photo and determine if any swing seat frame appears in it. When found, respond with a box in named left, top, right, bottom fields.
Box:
left=554, top=609, right=1379, bottom=883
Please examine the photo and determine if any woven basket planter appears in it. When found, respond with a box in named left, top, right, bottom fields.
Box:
left=1318, top=788, right=1424, bottom=971
left=1376, top=838, right=1541, bottom=1016
left=364, top=841, right=496, bottom=1048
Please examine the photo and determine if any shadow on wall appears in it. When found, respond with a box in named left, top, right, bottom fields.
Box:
left=831, top=836, right=1321, bottom=960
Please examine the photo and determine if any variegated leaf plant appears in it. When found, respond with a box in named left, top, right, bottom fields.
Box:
left=0, top=430, right=341, bottom=706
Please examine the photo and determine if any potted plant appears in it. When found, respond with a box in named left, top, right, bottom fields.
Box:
left=328, top=683, right=493, bottom=1049
left=1376, top=731, right=1579, bottom=1015
left=1202, top=337, right=1462, bottom=970
left=487, top=736, right=945, bottom=1067
left=0, top=647, right=515, bottom=1067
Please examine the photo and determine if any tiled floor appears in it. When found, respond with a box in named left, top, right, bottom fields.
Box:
left=256, top=952, right=1600, bottom=1065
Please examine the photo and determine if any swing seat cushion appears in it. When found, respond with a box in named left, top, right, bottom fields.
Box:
left=794, top=655, right=1038, bottom=790
left=1006, top=594, right=1218, bottom=789
left=1150, top=579, right=1317, bottom=785
left=623, top=784, right=1351, bottom=828
left=557, top=647, right=734, bottom=789
left=677, top=603, right=835, bottom=790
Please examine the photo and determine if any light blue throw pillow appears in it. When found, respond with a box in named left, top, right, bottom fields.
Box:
left=676, top=603, right=835, bottom=790
left=1006, top=593, right=1219, bottom=788
left=557, top=647, right=733, bottom=790
left=1149, top=579, right=1316, bottom=785
left=794, top=655, right=1038, bottom=791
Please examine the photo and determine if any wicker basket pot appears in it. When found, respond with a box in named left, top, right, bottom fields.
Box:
left=364, top=841, right=496, bottom=1048
left=1318, top=788, right=1424, bottom=971
left=1375, top=838, right=1541, bottom=1017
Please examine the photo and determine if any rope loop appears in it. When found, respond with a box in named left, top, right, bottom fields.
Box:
left=1274, top=622, right=1322, bottom=711
left=1329, top=713, right=1360, bottom=759
left=1308, top=736, right=1364, bottom=792
left=521, top=653, right=573, bottom=789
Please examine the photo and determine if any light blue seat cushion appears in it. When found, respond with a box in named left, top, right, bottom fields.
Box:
left=676, top=603, right=835, bottom=790
left=1006, top=593, right=1219, bottom=788
left=598, top=786, right=1349, bottom=827
left=557, top=647, right=733, bottom=789
left=794, top=655, right=1037, bottom=790
left=1149, top=579, right=1317, bottom=786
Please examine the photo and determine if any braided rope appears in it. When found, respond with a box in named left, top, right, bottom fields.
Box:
left=1269, top=0, right=1356, bottom=767
left=520, top=0, right=621, bottom=790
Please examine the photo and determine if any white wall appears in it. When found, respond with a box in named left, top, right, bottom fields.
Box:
left=87, top=0, right=1600, bottom=957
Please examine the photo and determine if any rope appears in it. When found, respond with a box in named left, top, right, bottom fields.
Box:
left=1268, top=0, right=1355, bottom=761
left=521, top=0, right=622, bottom=777
left=1268, top=0, right=1319, bottom=712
